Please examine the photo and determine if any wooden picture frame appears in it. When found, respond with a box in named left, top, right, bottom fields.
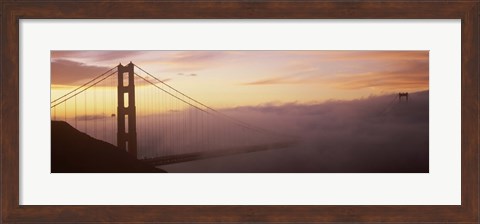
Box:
left=1, top=1, right=478, bottom=223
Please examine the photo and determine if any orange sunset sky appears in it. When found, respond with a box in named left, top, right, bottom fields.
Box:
left=51, top=51, right=429, bottom=109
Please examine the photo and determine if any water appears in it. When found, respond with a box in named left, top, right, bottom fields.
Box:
left=158, top=145, right=310, bottom=173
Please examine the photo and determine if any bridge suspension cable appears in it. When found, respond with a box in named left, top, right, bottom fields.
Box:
left=50, top=70, right=117, bottom=108
left=51, top=62, right=296, bottom=161
left=51, top=66, right=117, bottom=104
left=134, top=64, right=292, bottom=139
left=134, top=73, right=211, bottom=114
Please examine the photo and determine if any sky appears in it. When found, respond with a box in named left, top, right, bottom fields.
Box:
left=51, top=50, right=429, bottom=109
left=50, top=51, right=429, bottom=172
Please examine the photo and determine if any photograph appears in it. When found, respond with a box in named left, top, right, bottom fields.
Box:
left=50, top=50, right=429, bottom=173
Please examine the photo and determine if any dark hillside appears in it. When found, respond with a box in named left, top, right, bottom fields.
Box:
left=51, top=121, right=165, bottom=173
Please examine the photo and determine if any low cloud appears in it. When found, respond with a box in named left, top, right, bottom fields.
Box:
left=323, top=50, right=429, bottom=61
left=240, top=76, right=303, bottom=85
left=77, top=115, right=108, bottom=121
left=51, top=51, right=142, bottom=63
left=171, top=51, right=225, bottom=63
left=162, top=91, right=429, bottom=172
left=328, top=60, right=428, bottom=90
left=51, top=59, right=113, bottom=85
left=240, top=58, right=428, bottom=92
left=177, top=73, right=197, bottom=77
left=69, top=91, right=429, bottom=173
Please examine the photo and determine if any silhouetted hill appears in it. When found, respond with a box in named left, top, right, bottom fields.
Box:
left=52, top=121, right=165, bottom=173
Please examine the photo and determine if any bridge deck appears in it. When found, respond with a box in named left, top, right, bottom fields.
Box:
left=141, top=141, right=298, bottom=166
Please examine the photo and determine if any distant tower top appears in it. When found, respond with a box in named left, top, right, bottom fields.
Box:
left=398, top=92, right=408, bottom=102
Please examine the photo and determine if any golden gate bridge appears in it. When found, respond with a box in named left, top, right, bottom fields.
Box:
left=50, top=62, right=298, bottom=166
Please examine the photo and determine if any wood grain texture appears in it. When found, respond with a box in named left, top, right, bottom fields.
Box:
left=1, top=0, right=479, bottom=223
left=0, top=0, right=3, bottom=223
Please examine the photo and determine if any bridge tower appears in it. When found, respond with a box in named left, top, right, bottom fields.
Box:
left=117, top=62, right=137, bottom=157
left=398, top=92, right=409, bottom=102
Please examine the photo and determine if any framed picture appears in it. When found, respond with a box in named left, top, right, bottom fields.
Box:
left=1, top=1, right=478, bottom=223
left=48, top=50, right=430, bottom=174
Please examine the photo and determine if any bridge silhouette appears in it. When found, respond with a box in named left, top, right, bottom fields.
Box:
left=51, top=62, right=298, bottom=166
